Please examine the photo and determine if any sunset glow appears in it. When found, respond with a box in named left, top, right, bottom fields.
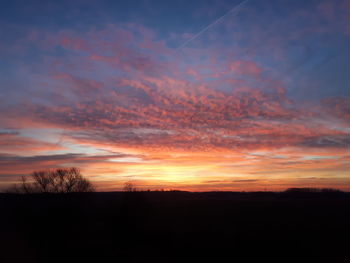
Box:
left=1, top=0, right=350, bottom=191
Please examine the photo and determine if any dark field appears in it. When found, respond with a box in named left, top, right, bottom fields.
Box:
left=1, top=191, right=350, bottom=262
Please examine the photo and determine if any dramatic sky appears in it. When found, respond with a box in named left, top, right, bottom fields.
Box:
left=1, top=0, right=350, bottom=191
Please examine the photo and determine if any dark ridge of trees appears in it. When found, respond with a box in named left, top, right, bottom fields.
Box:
left=282, top=187, right=345, bottom=198
left=284, top=187, right=344, bottom=193
left=121, top=181, right=184, bottom=193
left=7, top=167, right=94, bottom=194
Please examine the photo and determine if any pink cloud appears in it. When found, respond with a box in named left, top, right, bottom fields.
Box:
left=228, top=60, right=262, bottom=76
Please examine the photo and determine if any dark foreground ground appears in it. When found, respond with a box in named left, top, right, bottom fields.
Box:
left=1, top=191, right=350, bottom=263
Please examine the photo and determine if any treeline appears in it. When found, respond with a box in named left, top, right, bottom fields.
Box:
left=4, top=167, right=347, bottom=194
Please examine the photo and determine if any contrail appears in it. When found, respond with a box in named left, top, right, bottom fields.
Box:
left=177, top=0, right=250, bottom=51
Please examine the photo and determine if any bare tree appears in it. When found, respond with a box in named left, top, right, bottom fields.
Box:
left=123, top=182, right=137, bottom=192
left=10, top=167, right=94, bottom=193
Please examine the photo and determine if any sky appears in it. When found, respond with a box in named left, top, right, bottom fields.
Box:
left=1, top=0, right=350, bottom=191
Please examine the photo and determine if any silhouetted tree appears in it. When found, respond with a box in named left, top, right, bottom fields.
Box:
left=9, top=167, right=94, bottom=193
left=123, top=182, right=137, bottom=192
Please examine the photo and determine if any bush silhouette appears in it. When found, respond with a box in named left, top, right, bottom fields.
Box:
left=9, top=167, right=94, bottom=193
